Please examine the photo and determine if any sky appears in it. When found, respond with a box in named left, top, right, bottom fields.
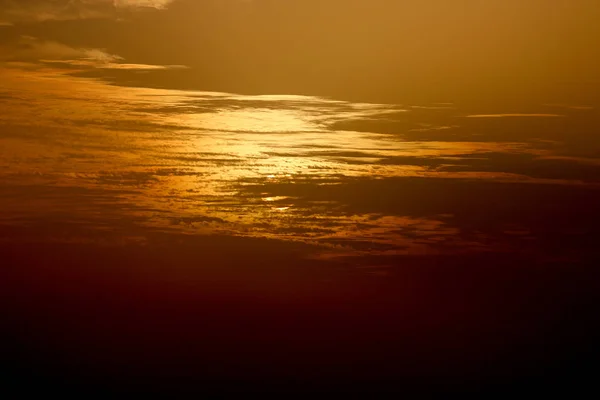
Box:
left=1, top=1, right=599, bottom=103
left=1, top=0, right=599, bottom=252
left=2, top=1, right=600, bottom=393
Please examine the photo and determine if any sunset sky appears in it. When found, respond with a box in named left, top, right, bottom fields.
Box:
left=1, top=1, right=599, bottom=103
left=2, top=1, right=600, bottom=394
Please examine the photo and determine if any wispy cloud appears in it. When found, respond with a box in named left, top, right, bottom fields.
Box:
left=43, top=59, right=189, bottom=71
left=0, top=0, right=176, bottom=23
left=114, top=0, right=175, bottom=9
left=1, top=35, right=188, bottom=71
left=0, top=35, right=121, bottom=62
left=543, top=104, right=595, bottom=111
left=465, top=114, right=565, bottom=118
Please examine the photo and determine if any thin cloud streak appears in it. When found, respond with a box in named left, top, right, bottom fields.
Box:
left=0, top=0, right=176, bottom=23
left=0, top=36, right=122, bottom=62
left=1, top=36, right=189, bottom=71
left=465, top=114, right=566, bottom=118
left=43, top=59, right=189, bottom=70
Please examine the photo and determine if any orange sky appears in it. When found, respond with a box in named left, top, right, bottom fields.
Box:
left=1, top=1, right=599, bottom=104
